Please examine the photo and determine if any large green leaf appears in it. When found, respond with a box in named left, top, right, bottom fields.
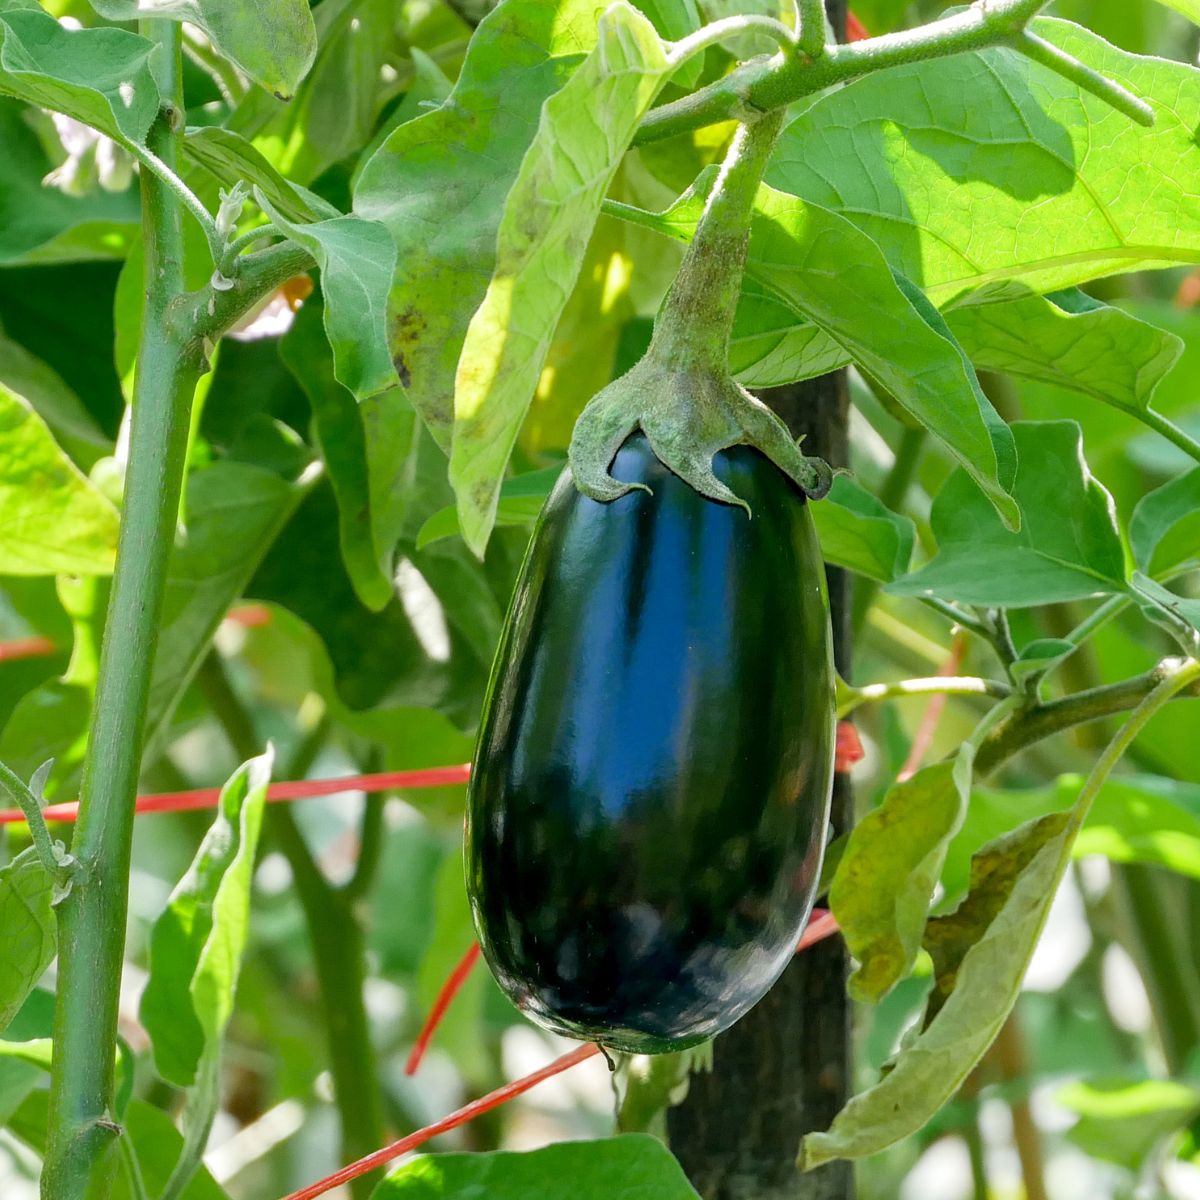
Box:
left=889, top=421, right=1125, bottom=607
left=945, top=290, right=1184, bottom=419
left=281, top=299, right=419, bottom=610
left=769, top=18, right=1200, bottom=302
left=140, top=752, right=272, bottom=1087
left=258, top=193, right=400, bottom=401
left=90, top=0, right=316, bottom=100
left=354, top=0, right=616, bottom=450
left=0, top=848, right=55, bottom=1035
left=0, top=9, right=158, bottom=142
left=370, top=1138, right=701, bottom=1199
left=1129, top=466, right=1200, bottom=576
left=449, top=2, right=673, bottom=553
left=0, top=381, right=119, bottom=575
left=608, top=175, right=1018, bottom=528
left=0, top=99, right=138, bottom=266
left=1058, top=1077, right=1200, bottom=1169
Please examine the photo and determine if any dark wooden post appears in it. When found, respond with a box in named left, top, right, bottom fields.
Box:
left=666, top=8, right=854, bottom=1196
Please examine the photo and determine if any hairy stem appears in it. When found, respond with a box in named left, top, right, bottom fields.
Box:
left=839, top=674, right=1010, bottom=718
left=43, top=23, right=200, bottom=1200
left=197, top=656, right=385, bottom=1200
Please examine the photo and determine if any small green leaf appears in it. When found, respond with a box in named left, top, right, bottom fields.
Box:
left=0, top=382, right=119, bottom=575
left=1130, top=466, right=1200, bottom=576
left=0, top=10, right=159, bottom=143
left=370, top=1137, right=701, bottom=1199
left=256, top=191, right=400, bottom=401
left=1009, top=638, right=1076, bottom=687
left=1129, top=572, right=1200, bottom=646
left=355, top=0, right=617, bottom=450
left=890, top=422, right=1126, bottom=607
left=1058, top=1077, right=1200, bottom=1168
left=281, top=299, right=416, bottom=609
left=140, top=752, right=273, bottom=1087
left=0, top=848, right=56, bottom=1035
left=811, top=477, right=914, bottom=583
left=90, top=0, right=316, bottom=99
left=831, top=757, right=971, bottom=1004
left=416, top=467, right=562, bottom=549
left=449, top=2, right=673, bottom=555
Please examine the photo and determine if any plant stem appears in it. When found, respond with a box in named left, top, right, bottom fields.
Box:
left=43, top=24, right=200, bottom=1200
left=1139, top=408, right=1200, bottom=465
left=991, top=1015, right=1049, bottom=1200
left=636, top=0, right=1150, bottom=143
left=839, top=674, right=1010, bottom=718
left=118, top=136, right=222, bottom=262
left=975, top=659, right=1200, bottom=774
left=196, top=655, right=385, bottom=1200
left=795, top=0, right=828, bottom=57
left=648, top=108, right=786, bottom=374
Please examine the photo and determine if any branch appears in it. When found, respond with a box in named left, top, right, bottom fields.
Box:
left=975, top=658, right=1200, bottom=775
left=839, top=673, right=1009, bottom=718
left=635, top=0, right=1152, bottom=144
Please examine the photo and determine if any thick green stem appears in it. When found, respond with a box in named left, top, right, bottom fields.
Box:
left=839, top=675, right=1010, bottom=718
left=1139, top=408, right=1200, bottom=465
left=636, top=0, right=1150, bottom=143
left=647, top=108, right=785, bottom=374
left=43, top=24, right=200, bottom=1200
left=197, top=656, right=385, bottom=1200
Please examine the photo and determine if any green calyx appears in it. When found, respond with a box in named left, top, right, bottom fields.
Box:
left=569, top=107, right=831, bottom=510
left=569, top=358, right=832, bottom=510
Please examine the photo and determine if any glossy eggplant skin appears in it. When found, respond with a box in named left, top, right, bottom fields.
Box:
left=466, top=434, right=835, bottom=1053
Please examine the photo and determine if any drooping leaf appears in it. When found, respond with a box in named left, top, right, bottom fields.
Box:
left=0, top=99, right=138, bottom=266
left=140, top=752, right=273, bottom=1088
left=945, top=290, right=1184, bottom=421
left=0, top=9, right=159, bottom=142
left=0, top=382, right=119, bottom=575
left=257, top=192, right=399, bottom=401
left=0, top=848, right=55, bottom=1035
left=608, top=176, right=1018, bottom=527
left=354, top=0, right=617, bottom=449
left=90, top=0, right=316, bottom=100
left=370, top=1137, right=701, bottom=1199
left=802, top=812, right=1072, bottom=1167
left=831, top=753, right=972, bottom=1004
left=810, top=476, right=914, bottom=583
left=1129, top=466, right=1200, bottom=576
left=280, top=299, right=419, bottom=610
left=769, top=18, right=1200, bottom=302
left=450, top=3, right=674, bottom=554
left=889, top=421, right=1125, bottom=606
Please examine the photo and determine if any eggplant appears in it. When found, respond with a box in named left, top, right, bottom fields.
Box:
left=465, top=434, right=836, bottom=1053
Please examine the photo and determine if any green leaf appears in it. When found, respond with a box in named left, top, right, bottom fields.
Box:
left=0, top=9, right=159, bottom=142
left=1058, top=1077, right=1200, bottom=1168
left=449, top=3, right=673, bottom=554
left=889, top=421, right=1126, bottom=607
left=609, top=175, right=1018, bottom=527
left=354, top=0, right=619, bottom=449
left=1009, top=638, right=1077, bottom=687
left=945, top=290, right=1184, bottom=421
left=90, top=0, right=316, bottom=100
left=831, top=755, right=972, bottom=1004
left=0, top=848, right=55, bottom=1035
left=810, top=477, right=914, bottom=583
left=1130, top=571, right=1200, bottom=645
left=1130, top=466, right=1200, bottom=576
left=140, top=752, right=272, bottom=1088
left=184, top=126, right=329, bottom=223
left=370, top=1137, right=701, bottom=1199
left=943, top=775, right=1200, bottom=904
left=802, top=811, right=1072, bottom=1167
left=1150, top=0, right=1200, bottom=25
left=0, top=381, right=119, bottom=575
left=769, top=18, right=1200, bottom=302
left=636, top=0, right=702, bottom=86
left=281, top=299, right=417, bottom=610
left=0, top=99, right=138, bottom=266
left=256, top=191, right=400, bottom=401
left=416, top=466, right=562, bottom=549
